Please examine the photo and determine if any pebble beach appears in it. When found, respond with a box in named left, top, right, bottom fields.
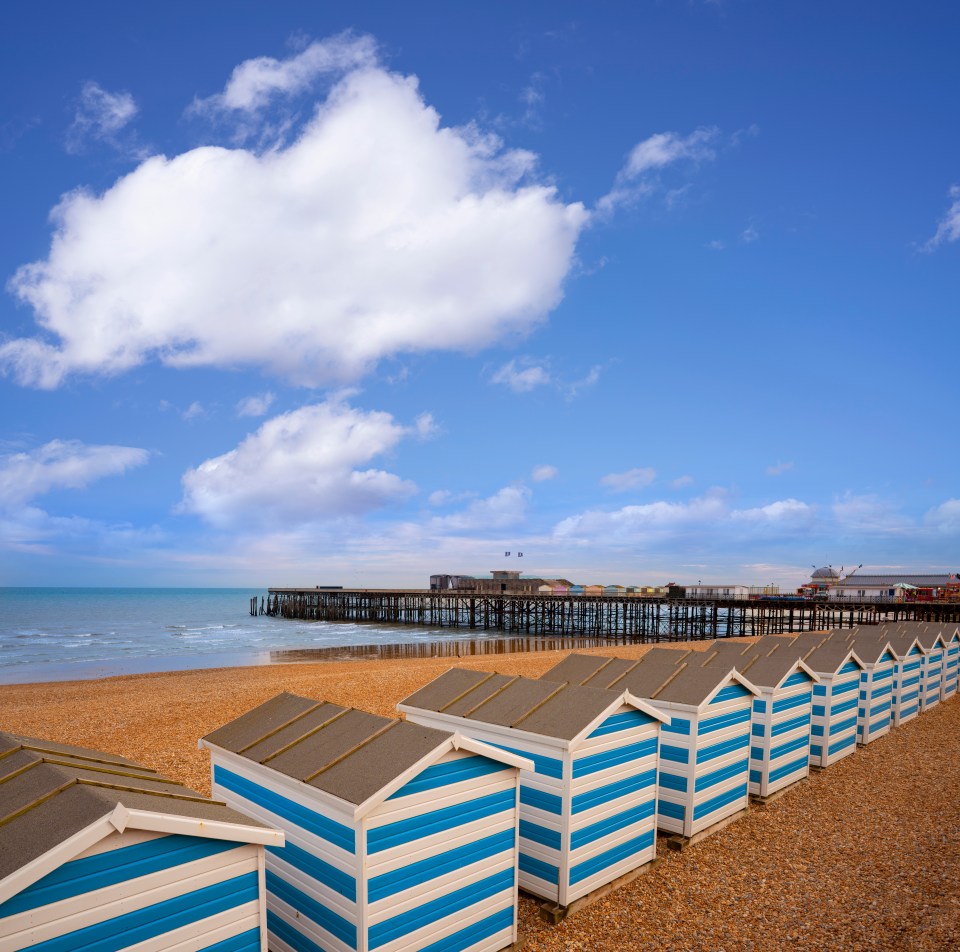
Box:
left=2, top=641, right=957, bottom=951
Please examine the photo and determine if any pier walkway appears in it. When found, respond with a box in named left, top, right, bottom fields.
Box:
left=250, top=589, right=960, bottom=641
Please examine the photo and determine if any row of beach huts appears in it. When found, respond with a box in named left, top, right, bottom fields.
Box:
left=1, top=620, right=956, bottom=951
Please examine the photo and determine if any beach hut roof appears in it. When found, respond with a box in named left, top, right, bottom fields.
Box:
left=702, top=640, right=755, bottom=659
left=398, top=668, right=669, bottom=741
left=845, top=635, right=898, bottom=665
left=801, top=640, right=865, bottom=675
left=540, top=652, right=758, bottom=707
left=714, top=649, right=819, bottom=689
left=640, top=647, right=693, bottom=665
left=202, top=691, right=527, bottom=810
left=0, top=730, right=279, bottom=903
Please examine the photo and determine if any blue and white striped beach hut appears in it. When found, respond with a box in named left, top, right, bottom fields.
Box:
left=912, top=628, right=949, bottom=711
left=869, top=628, right=924, bottom=727
left=398, top=668, right=669, bottom=911
left=799, top=640, right=865, bottom=767
left=202, top=692, right=530, bottom=952
left=846, top=635, right=897, bottom=744
left=0, top=730, right=281, bottom=952
left=939, top=625, right=960, bottom=701
left=539, top=651, right=759, bottom=840
left=704, top=645, right=819, bottom=799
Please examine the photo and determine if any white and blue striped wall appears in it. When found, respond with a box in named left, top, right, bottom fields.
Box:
left=808, top=661, right=861, bottom=768
left=401, top=702, right=663, bottom=909
left=748, top=671, right=814, bottom=798
left=942, top=631, right=959, bottom=701
left=892, top=644, right=923, bottom=727
left=0, top=827, right=264, bottom=952
left=652, top=683, right=753, bottom=839
left=920, top=640, right=946, bottom=713
left=856, top=653, right=895, bottom=744
left=210, top=745, right=520, bottom=952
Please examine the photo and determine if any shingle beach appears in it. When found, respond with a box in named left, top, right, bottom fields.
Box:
left=1, top=641, right=957, bottom=951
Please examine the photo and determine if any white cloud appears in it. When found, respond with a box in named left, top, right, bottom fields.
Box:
left=598, top=127, right=719, bottom=214
left=705, top=239, right=726, bottom=251
left=66, top=82, right=138, bottom=154
left=740, top=223, right=759, bottom=243
left=672, top=475, right=694, bottom=488
left=730, top=499, right=813, bottom=524
left=491, top=359, right=551, bottom=392
left=832, top=493, right=912, bottom=532
left=179, top=399, right=417, bottom=528
left=600, top=467, right=656, bottom=492
left=555, top=493, right=727, bottom=542
left=0, top=440, right=148, bottom=507
left=431, top=486, right=530, bottom=532
left=236, top=392, right=275, bottom=417
left=182, top=401, right=206, bottom=421
left=923, top=185, right=960, bottom=251
left=3, top=51, right=587, bottom=390
left=766, top=460, right=793, bottom=476
left=565, top=365, right=602, bottom=399
left=924, top=499, right=960, bottom=533
left=193, top=34, right=378, bottom=115
left=531, top=464, right=558, bottom=482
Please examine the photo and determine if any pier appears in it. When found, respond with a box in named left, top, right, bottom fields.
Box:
left=250, top=589, right=960, bottom=641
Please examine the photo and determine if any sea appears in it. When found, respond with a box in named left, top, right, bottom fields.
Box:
left=0, top=587, right=614, bottom=685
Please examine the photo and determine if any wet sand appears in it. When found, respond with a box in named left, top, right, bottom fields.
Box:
left=1, top=640, right=957, bottom=951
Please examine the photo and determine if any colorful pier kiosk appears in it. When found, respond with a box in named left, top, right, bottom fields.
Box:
left=398, top=670, right=668, bottom=915
left=202, top=692, right=529, bottom=952
left=0, top=730, right=281, bottom=952
left=538, top=651, right=758, bottom=843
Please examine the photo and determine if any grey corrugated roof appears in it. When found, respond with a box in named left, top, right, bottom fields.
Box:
left=802, top=641, right=862, bottom=675
left=615, top=659, right=748, bottom=707
left=845, top=635, right=895, bottom=665
left=399, top=668, right=643, bottom=741
left=640, top=647, right=692, bottom=665
left=203, top=692, right=452, bottom=806
left=716, top=649, right=803, bottom=688
left=837, top=574, right=957, bottom=587
left=539, top=654, right=611, bottom=686
left=605, top=660, right=687, bottom=700
left=0, top=731, right=265, bottom=885
left=583, top=657, right=642, bottom=689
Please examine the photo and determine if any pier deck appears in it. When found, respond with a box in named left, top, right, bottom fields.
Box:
left=250, top=590, right=960, bottom=641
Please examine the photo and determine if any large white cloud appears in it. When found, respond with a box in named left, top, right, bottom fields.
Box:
left=179, top=400, right=419, bottom=528
left=2, top=48, right=587, bottom=389
left=0, top=440, right=149, bottom=508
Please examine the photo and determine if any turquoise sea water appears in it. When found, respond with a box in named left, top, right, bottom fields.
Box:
left=0, top=587, right=455, bottom=684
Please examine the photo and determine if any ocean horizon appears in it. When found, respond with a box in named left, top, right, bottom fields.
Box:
left=0, top=586, right=618, bottom=685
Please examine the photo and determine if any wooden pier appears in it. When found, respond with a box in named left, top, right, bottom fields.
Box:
left=250, top=589, right=960, bottom=641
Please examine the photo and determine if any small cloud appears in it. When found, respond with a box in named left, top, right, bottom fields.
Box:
left=601, top=467, right=656, bottom=492
left=766, top=460, right=793, bottom=476
left=491, top=359, right=551, bottom=393
left=598, top=126, right=719, bottom=214
left=428, top=489, right=453, bottom=507
left=532, top=464, right=558, bottom=482
left=672, top=475, right=694, bottom=488
left=182, top=401, right=206, bottom=421
left=236, top=392, right=276, bottom=417
left=922, top=185, right=960, bottom=252
left=66, top=81, right=138, bottom=154
left=518, top=72, right=547, bottom=127
left=414, top=412, right=438, bottom=439
left=740, top=223, right=759, bottom=244
left=924, top=498, right=960, bottom=533
left=565, top=365, right=601, bottom=400
left=705, top=240, right=726, bottom=251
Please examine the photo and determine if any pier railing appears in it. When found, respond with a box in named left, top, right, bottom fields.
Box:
left=249, top=589, right=960, bottom=641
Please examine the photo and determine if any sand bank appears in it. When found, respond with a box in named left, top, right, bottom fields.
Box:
left=1, top=641, right=957, bottom=950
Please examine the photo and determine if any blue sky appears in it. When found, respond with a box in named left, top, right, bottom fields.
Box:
left=2, top=2, right=959, bottom=589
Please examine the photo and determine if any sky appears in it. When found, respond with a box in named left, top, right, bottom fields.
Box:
left=1, top=1, right=959, bottom=590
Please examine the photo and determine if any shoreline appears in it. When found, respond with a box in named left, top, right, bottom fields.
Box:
left=0, top=631, right=636, bottom=686
left=1, top=643, right=957, bottom=950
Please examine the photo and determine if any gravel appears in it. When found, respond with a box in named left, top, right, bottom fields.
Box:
left=1, top=640, right=956, bottom=951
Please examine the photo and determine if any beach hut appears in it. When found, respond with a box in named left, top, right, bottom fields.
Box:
left=940, top=625, right=960, bottom=701
left=911, top=627, right=948, bottom=712
left=397, top=669, right=669, bottom=910
left=569, top=585, right=585, bottom=595
left=202, top=692, right=530, bottom=952
left=846, top=635, right=897, bottom=744
left=799, top=641, right=865, bottom=768
left=0, top=730, right=281, bottom=952
left=862, top=628, right=924, bottom=728
left=540, top=652, right=759, bottom=840
left=704, top=646, right=818, bottom=799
